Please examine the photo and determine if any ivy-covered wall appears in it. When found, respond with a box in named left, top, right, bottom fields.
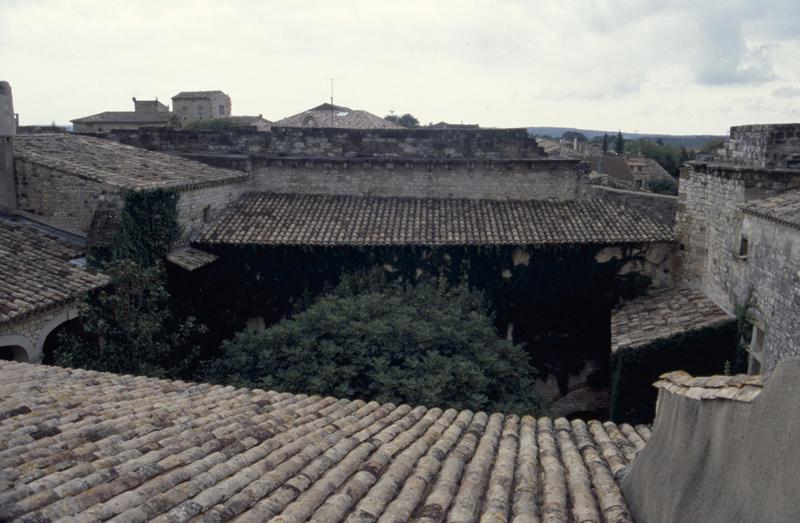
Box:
left=609, top=320, right=738, bottom=424
left=176, top=242, right=655, bottom=400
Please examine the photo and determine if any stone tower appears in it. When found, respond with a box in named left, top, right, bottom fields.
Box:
left=0, top=81, right=16, bottom=212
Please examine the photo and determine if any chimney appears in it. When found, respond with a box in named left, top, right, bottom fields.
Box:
left=0, top=81, right=16, bottom=213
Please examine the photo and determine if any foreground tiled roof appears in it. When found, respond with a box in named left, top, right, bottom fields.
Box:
left=71, top=111, right=174, bottom=125
left=743, top=188, right=800, bottom=230
left=274, top=103, right=403, bottom=130
left=655, top=370, right=764, bottom=402
left=0, top=221, right=108, bottom=325
left=199, top=193, right=674, bottom=247
left=0, top=361, right=650, bottom=522
left=611, top=288, right=733, bottom=352
left=13, top=134, right=249, bottom=190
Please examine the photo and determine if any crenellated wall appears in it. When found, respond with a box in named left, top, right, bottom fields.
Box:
left=721, top=123, right=800, bottom=169
left=85, top=125, right=545, bottom=159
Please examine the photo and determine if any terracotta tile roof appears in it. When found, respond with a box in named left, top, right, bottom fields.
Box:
left=654, top=370, right=765, bottom=402
left=70, top=111, right=174, bottom=125
left=167, top=246, right=219, bottom=271
left=611, top=288, right=733, bottom=352
left=743, top=188, right=800, bottom=230
left=0, top=361, right=650, bottom=522
left=13, top=134, right=249, bottom=190
left=275, top=103, right=403, bottom=130
left=199, top=193, right=674, bottom=247
left=588, top=156, right=634, bottom=182
left=0, top=221, right=109, bottom=325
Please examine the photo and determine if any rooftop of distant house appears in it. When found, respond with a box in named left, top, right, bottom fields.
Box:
left=198, top=192, right=674, bottom=247
left=743, top=188, right=800, bottom=231
left=0, top=360, right=650, bottom=522
left=0, top=220, right=108, bottom=325
left=588, top=155, right=634, bottom=182
left=172, top=90, right=229, bottom=99
left=274, top=103, right=404, bottom=130
left=70, top=111, right=175, bottom=125
left=13, top=134, right=249, bottom=190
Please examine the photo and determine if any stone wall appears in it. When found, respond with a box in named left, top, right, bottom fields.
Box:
left=676, top=161, right=800, bottom=371
left=175, top=181, right=248, bottom=239
left=593, top=186, right=678, bottom=228
left=721, top=123, right=800, bottom=169
left=737, top=215, right=800, bottom=370
left=14, top=159, right=117, bottom=235
left=248, top=157, right=589, bottom=200
left=89, top=125, right=544, bottom=159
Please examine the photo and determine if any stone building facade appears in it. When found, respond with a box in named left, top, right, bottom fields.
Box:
left=172, top=90, right=232, bottom=125
left=677, top=125, right=800, bottom=373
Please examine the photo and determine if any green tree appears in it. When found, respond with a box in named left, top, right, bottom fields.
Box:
left=204, top=272, right=545, bottom=414
left=615, top=131, right=625, bottom=154
left=602, top=133, right=609, bottom=154
left=398, top=113, right=420, bottom=128
left=55, top=261, right=204, bottom=378
left=561, top=131, right=588, bottom=143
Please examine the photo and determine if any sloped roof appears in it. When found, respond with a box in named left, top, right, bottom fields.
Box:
left=172, top=90, right=228, bottom=99
left=0, top=360, right=649, bottom=522
left=71, top=111, right=174, bottom=124
left=743, top=188, right=800, bottom=230
left=0, top=221, right=108, bottom=325
left=274, top=103, right=403, bottom=130
left=167, top=246, right=219, bottom=271
left=611, top=288, right=733, bottom=352
left=199, top=193, right=674, bottom=247
left=13, top=134, right=248, bottom=190
left=588, top=155, right=634, bottom=182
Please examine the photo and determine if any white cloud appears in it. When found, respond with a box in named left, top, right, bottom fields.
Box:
left=0, top=0, right=798, bottom=134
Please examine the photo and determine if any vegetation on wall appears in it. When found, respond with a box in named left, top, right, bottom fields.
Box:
left=609, top=320, right=738, bottom=424
left=57, top=188, right=205, bottom=378
left=203, top=270, right=545, bottom=414
left=180, top=243, right=653, bottom=394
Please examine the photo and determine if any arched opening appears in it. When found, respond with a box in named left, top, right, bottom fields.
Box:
left=41, top=317, right=82, bottom=365
left=0, top=344, right=30, bottom=362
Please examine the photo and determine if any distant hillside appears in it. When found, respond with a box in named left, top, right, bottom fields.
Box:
left=528, top=126, right=725, bottom=150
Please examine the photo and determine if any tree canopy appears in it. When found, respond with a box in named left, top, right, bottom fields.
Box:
left=203, top=272, right=545, bottom=414
left=385, top=113, right=420, bottom=128
left=615, top=131, right=625, bottom=154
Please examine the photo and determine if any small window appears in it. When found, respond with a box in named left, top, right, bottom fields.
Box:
left=202, top=205, right=211, bottom=224
left=738, top=236, right=749, bottom=259
left=219, top=104, right=225, bottom=116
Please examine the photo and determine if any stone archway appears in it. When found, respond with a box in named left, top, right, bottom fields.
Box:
left=33, top=308, right=79, bottom=364
left=0, top=335, right=35, bottom=362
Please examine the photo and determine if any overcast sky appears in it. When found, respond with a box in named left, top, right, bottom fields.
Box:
left=1, top=0, right=798, bottom=135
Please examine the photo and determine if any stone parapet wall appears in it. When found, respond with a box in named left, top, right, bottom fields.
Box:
left=88, top=125, right=544, bottom=159
left=721, top=123, right=800, bottom=169
left=249, top=157, right=589, bottom=200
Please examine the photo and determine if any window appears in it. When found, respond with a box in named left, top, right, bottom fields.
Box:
left=202, top=205, right=211, bottom=224
left=738, top=236, right=749, bottom=259
left=747, top=326, right=766, bottom=375
left=219, top=104, right=225, bottom=116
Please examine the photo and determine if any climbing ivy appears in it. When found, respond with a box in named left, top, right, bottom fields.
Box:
left=89, top=188, right=182, bottom=268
